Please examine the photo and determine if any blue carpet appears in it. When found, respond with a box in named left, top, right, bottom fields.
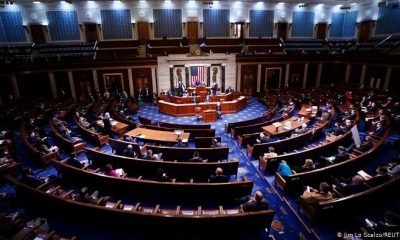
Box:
left=5, top=98, right=399, bottom=240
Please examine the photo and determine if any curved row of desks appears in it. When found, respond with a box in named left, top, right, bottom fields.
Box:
left=6, top=175, right=275, bottom=231
left=276, top=128, right=391, bottom=195
left=108, top=138, right=229, bottom=162
left=85, top=147, right=238, bottom=180
left=52, top=159, right=252, bottom=204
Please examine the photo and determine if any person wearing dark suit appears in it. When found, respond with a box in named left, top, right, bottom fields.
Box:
left=225, top=86, right=233, bottom=94
left=336, top=147, right=351, bottom=162
left=67, top=154, right=84, bottom=168
left=102, top=112, right=112, bottom=135
left=173, top=137, right=187, bottom=148
left=123, top=144, right=137, bottom=158
left=209, top=168, right=229, bottom=183
left=333, top=175, right=369, bottom=196
left=153, top=168, right=171, bottom=182
left=370, top=122, right=384, bottom=137
left=188, top=151, right=205, bottom=162
left=330, top=122, right=344, bottom=136
left=210, top=138, right=221, bottom=148
left=242, top=191, right=269, bottom=212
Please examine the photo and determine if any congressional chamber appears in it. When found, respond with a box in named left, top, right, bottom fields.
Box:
left=0, top=1, right=400, bottom=240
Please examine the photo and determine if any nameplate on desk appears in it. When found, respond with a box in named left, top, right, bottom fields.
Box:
left=226, top=209, right=239, bottom=214
left=123, top=205, right=133, bottom=211
left=105, top=202, right=115, bottom=208
left=181, top=210, right=194, bottom=215
left=202, top=210, right=219, bottom=215
left=142, top=208, right=153, bottom=213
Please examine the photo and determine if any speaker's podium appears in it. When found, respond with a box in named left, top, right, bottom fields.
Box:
left=202, top=109, right=217, bottom=122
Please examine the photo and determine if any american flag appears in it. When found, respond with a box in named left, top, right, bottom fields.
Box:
left=190, top=66, right=205, bottom=86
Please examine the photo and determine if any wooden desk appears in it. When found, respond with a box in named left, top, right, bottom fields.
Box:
left=171, top=92, right=234, bottom=104
left=298, top=106, right=318, bottom=118
left=202, top=110, right=217, bottom=122
left=158, top=96, right=247, bottom=117
left=125, top=127, right=190, bottom=143
left=262, top=117, right=310, bottom=137
left=96, top=119, right=129, bottom=137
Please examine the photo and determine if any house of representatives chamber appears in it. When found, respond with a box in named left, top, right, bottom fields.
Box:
left=0, top=0, right=399, bottom=240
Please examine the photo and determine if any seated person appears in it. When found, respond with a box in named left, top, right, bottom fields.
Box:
left=153, top=168, right=171, bottom=182
left=20, top=168, right=46, bottom=188
left=277, top=160, right=292, bottom=177
left=144, top=149, right=161, bottom=161
left=122, top=135, right=137, bottom=143
left=241, top=191, right=269, bottom=212
left=36, top=138, right=58, bottom=155
left=332, top=175, right=369, bottom=196
left=346, top=136, right=374, bottom=153
left=341, top=119, right=353, bottom=133
left=79, top=117, right=92, bottom=129
left=329, top=122, right=343, bottom=136
left=104, top=164, right=125, bottom=178
left=301, top=159, right=315, bottom=172
left=67, top=154, right=84, bottom=168
left=264, top=147, right=278, bottom=158
left=322, top=146, right=349, bottom=164
left=369, top=122, right=384, bottom=137
left=225, top=86, right=233, bottom=94
left=210, top=138, right=222, bottom=148
left=302, top=182, right=333, bottom=204
left=293, top=123, right=308, bottom=135
left=188, top=151, right=206, bottom=162
left=122, top=144, right=137, bottom=158
left=256, top=133, right=270, bottom=144
left=173, top=137, right=187, bottom=148
left=62, top=129, right=82, bottom=143
left=209, top=167, right=229, bottom=183
left=28, top=132, right=40, bottom=145
left=74, top=187, right=110, bottom=205
left=204, top=94, right=211, bottom=103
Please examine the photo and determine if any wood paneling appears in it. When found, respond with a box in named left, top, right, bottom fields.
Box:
left=0, top=77, right=13, bottom=103
left=288, top=64, right=304, bottom=88
left=54, top=71, right=71, bottom=97
left=137, top=22, right=150, bottom=44
left=16, top=73, right=51, bottom=99
left=389, top=67, right=400, bottom=91
left=241, top=65, right=257, bottom=95
left=97, top=69, right=130, bottom=95
left=30, top=24, right=46, bottom=43
left=306, top=63, right=318, bottom=88
left=73, top=70, right=94, bottom=100
left=84, top=23, right=99, bottom=42
left=320, top=63, right=346, bottom=85
left=349, top=64, right=362, bottom=85
left=365, top=66, right=386, bottom=89
left=132, top=68, right=152, bottom=97
left=316, top=23, right=327, bottom=39
left=187, top=21, right=199, bottom=45
left=277, top=22, right=288, bottom=40
left=358, top=21, right=374, bottom=43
